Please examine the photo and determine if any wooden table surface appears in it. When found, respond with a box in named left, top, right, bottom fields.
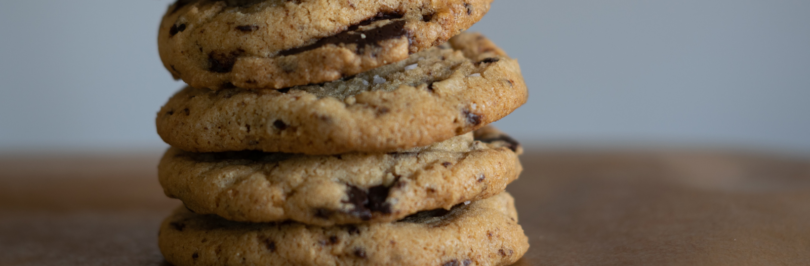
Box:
left=1, top=150, right=809, bottom=266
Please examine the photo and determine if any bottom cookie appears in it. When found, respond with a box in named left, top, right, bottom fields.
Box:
left=159, top=192, right=529, bottom=266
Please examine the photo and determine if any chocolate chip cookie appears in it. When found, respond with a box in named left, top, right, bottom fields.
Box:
left=159, top=0, right=493, bottom=90
left=159, top=126, right=522, bottom=225
left=156, top=32, right=528, bottom=155
left=159, top=192, right=528, bottom=266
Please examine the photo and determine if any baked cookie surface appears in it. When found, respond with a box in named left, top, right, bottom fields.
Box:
left=156, top=32, right=528, bottom=155
left=159, top=126, right=523, bottom=225
left=159, top=192, right=529, bottom=266
left=159, top=0, right=493, bottom=89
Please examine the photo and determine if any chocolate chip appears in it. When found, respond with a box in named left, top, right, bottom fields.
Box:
left=183, top=108, right=190, bottom=116
left=465, top=3, right=474, bottom=15
left=329, top=236, right=339, bottom=244
left=208, top=49, right=244, bottom=73
left=166, top=110, right=175, bottom=116
left=463, top=259, right=472, bottom=266
left=477, top=174, right=485, bottom=182
left=264, top=239, right=276, bottom=252
left=498, top=249, right=507, bottom=257
left=376, top=107, right=390, bottom=115
left=463, top=110, right=482, bottom=126
left=236, top=25, right=259, bottom=32
left=170, top=222, right=186, bottom=231
left=192, top=252, right=199, bottom=260
left=273, top=120, right=287, bottom=130
left=477, top=58, right=500, bottom=65
left=169, top=23, right=186, bottom=37
left=245, top=124, right=251, bottom=133
left=422, top=13, right=435, bottom=22
left=277, top=88, right=291, bottom=93
left=442, top=162, right=452, bottom=168
left=278, top=20, right=406, bottom=56
left=353, top=248, right=366, bottom=258
left=443, top=260, right=460, bottom=266
left=479, top=135, right=521, bottom=152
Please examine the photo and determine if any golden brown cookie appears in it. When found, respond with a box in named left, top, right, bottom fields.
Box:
left=158, top=192, right=528, bottom=266
left=159, top=127, right=523, bottom=225
left=159, top=0, right=494, bottom=89
left=156, top=33, right=528, bottom=155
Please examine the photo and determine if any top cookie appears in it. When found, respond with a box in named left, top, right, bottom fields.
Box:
left=156, top=32, right=528, bottom=155
left=159, top=0, right=493, bottom=90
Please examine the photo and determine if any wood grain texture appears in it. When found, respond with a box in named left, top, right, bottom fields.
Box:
left=1, top=150, right=809, bottom=266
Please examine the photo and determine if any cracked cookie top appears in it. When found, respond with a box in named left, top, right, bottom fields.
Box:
left=156, top=32, right=528, bottom=155
left=158, top=126, right=523, bottom=225
left=158, top=0, right=494, bottom=89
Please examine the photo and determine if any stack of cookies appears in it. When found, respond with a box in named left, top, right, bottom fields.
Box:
left=154, top=0, right=529, bottom=265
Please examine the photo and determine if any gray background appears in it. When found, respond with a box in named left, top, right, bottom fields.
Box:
left=1, top=0, right=808, bottom=154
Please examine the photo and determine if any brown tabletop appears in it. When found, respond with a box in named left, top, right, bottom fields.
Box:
left=1, top=150, right=809, bottom=265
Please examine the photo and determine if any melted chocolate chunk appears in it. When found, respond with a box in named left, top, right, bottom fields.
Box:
left=343, top=180, right=397, bottom=220
left=236, top=25, right=259, bottom=32
left=367, top=185, right=392, bottom=213
left=463, top=110, right=483, bottom=126
left=208, top=49, right=244, bottom=73
left=479, top=135, right=521, bottom=152
left=278, top=20, right=406, bottom=56
left=169, top=23, right=186, bottom=37
left=192, top=253, right=199, bottom=259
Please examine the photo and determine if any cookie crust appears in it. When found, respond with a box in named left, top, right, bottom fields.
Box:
left=159, top=127, right=523, bottom=225
left=156, top=32, right=528, bottom=155
left=159, top=0, right=493, bottom=89
left=159, top=192, right=529, bottom=266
